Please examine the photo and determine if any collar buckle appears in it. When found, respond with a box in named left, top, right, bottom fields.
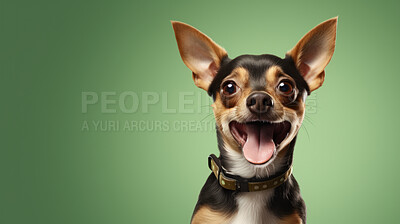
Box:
left=236, top=179, right=249, bottom=192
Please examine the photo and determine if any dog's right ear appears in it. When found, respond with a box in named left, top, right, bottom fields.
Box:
left=172, top=21, right=227, bottom=91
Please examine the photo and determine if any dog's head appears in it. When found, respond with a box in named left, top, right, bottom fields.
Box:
left=172, top=18, right=337, bottom=170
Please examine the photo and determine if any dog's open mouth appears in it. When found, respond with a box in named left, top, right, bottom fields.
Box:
left=229, top=121, right=291, bottom=165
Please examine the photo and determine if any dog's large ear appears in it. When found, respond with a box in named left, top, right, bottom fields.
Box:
left=172, top=21, right=227, bottom=91
left=287, top=17, right=337, bottom=92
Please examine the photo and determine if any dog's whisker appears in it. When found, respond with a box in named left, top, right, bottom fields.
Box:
left=199, top=112, right=213, bottom=122
left=301, top=124, right=311, bottom=143
left=172, top=17, right=337, bottom=223
left=303, top=114, right=315, bottom=126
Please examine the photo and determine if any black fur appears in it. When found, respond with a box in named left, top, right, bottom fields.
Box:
left=193, top=134, right=306, bottom=223
left=193, top=53, right=308, bottom=223
left=267, top=137, right=306, bottom=223
left=208, top=54, right=310, bottom=99
left=192, top=174, right=238, bottom=218
left=269, top=175, right=306, bottom=223
left=192, top=128, right=239, bottom=219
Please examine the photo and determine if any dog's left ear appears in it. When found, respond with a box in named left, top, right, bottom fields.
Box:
left=287, top=17, right=337, bottom=92
left=172, top=21, right=228, bottom=91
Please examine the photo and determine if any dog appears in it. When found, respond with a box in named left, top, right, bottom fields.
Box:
left=172, top=17, right=337, bottom=224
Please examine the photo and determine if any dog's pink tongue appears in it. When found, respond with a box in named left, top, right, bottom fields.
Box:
left=243, top=124, right=275, bottom=164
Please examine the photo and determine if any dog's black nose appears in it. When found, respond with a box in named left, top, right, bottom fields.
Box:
left=246, top=92, right=273, bottom=114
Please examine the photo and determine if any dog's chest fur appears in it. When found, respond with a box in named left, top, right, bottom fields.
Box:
left=231, top=190, right=279, bottom=224
left=226, top=149, right=283, bottom=224
left=172, top=18, right=337, bottom=224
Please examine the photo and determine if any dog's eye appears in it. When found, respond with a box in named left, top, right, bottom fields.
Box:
left=277, top=81, right=294, bottom=95
left=222, top=81, right=238, bottom=96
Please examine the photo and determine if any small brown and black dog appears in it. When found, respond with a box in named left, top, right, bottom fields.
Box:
left=172, top=18, right=337, bottom=224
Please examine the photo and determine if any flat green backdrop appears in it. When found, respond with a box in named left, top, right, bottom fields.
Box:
left=2, top=0, right=400, bottom=223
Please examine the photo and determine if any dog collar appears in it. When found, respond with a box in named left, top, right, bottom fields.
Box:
left=208, top=154, right=292, bottom=192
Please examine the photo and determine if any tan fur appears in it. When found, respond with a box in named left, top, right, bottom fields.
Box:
left=277, top=144, right=291, bottom=158
left=279, top=212, right=303, bottom=224
left=172, top=19, right=337, bottom=224
left=191, top=206, right=232, bottom=224
left=212, top=67, right=250, bottom=153
left=212, top=65, right=307, bottom=156
left=287, top=17, right=337, bottom=92
left=265, top=65, right=281, bottom=85
left=265, top=66, right=297, bottom=105
left=265, top=65, right=306, bottom=138
left=171, top=21, right=227, bottom=91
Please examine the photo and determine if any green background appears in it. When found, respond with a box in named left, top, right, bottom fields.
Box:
left=2, top=0, right=400, bottom=223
